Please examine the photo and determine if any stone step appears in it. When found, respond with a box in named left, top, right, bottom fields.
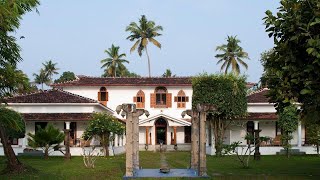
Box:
left=276, top=149, right=306, bottom=155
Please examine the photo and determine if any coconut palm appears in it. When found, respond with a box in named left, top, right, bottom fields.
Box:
left=42, top=60, right=59, bottom=82
left=101, top=44, right=129, bottom=77
left=215, top=36, right=249, bottom=75
left=126, top=15, right=163, bottom=77
left=33, top=69, right=50, bottom=90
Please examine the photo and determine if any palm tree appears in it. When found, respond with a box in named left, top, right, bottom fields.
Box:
left=33, top=69, right=50, bottom=90
left=215, top=36, right=249, bottom=75
left=42, top=60, right=59, bottom=82
left=126, top=15, right=163, bottom=77
left=162, top=69, right=176, bottom=77
left=101, top=44, right=129, bottom=77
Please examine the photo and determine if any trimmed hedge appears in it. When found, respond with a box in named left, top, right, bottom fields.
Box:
left=192, top=73, right=247, bottom=119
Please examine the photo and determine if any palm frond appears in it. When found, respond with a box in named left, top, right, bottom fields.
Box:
left=148, top=37, right=161, bottom=48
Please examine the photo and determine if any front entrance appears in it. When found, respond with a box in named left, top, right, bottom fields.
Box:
left=155, top=118, right=167, bottom=144
left=64, top=122, right=77, bottom=146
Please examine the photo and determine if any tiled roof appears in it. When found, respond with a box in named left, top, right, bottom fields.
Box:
left=22, top=113, right=92, bottom=121
left=52, top=75, right=256, bottom=88
left=247, top=88, right=270, bottom=103
left=247, top=113, right=277, bottom=120
left=5, top=89, right=97, bottom=103
left=52, top=76, right=192, bottom=87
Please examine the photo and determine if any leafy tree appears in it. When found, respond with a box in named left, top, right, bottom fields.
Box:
left=263, top=0, right=320, bottom=116
left=162, top=69, right=176, bottom=77
left=192, top=73, right=247, bottom=156
left=303, top=110, right=320, bottom=155
left=102, top=64, right=140, bottom=77
left=215, top=36, right=249, bottom=75
left=82, top=112, right=125, bottom=157
left=54, top=71, right=76, bottom=83
left=27, top=124, right=64, bottom=159
left=0, top=106, right=26, bottom=173
left=101, top=44, right=129, bottom=77
left=0, top=0, right=39, bottom=173
left=278, top=104, right=299, bottom=158
left=42, top=60, right=59, bottom=82
left=33, top=69, right=50, bottom=90
left=126, top=15, right=163, bottom=77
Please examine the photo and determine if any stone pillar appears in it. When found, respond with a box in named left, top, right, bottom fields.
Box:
left=132, top=113, right=140, bottom=170
left=173, top=126, right=177, bottom=144
left=190, top=110, right=199, bottom=170
left=298, top=121, right=302, bottom=147
left=199, top=111, right=207, bottom=176
left=116, top=104, right=149, bottom=177
left=253, top=121, right=261, bottom=161
left=145, top=127, right=149, bottom=145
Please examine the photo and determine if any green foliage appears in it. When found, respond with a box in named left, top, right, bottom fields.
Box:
left=42, top=60, right=59, bottom=82
left=54, top=71, right=76, bottom=83
left=263, top=0, right=320, bottom=114
left=162, top=69, right=176, bottom=77
left=27, top=124, right=64, bottom=159
left=0, top=106, right=25, bottom=136
left=101, top=44, right=129, bottom=77
left=215, top=35, right=249, bottom=75
left=126, top=15, right=163, bottom=77
left=278, top=104, right=299, bottom=157
left=303, top=110, right=320, bottom=155
left=192, top=73, right=247, bottom=119
left=82, top=113, right=124, bottom=156
left=33, top=69, right=50, bottom=90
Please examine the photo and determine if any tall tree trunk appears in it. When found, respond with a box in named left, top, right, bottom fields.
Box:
left=44, top=146, right=49, bottom=159
left=102, top=133, right=110, bottom=157
left=145, top=46, right=151, bottom=77
left=0, top=125, right=25, bottom=173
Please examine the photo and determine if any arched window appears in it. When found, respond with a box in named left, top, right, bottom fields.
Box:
left=174, top=90, right=189, bottom=108
left=98, top=87, right=108, bottom=105
left=133, top=90, right=145, bottom=109
left=150, top=87, right=172, bottom=108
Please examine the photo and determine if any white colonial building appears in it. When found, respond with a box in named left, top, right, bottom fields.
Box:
left=0, top=76, right=316, bottom=156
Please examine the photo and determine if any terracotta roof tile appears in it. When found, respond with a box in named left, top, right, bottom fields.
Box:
left=247, top=88, right=270, bottom=103
left=52, top=75, right=256, bottom=88
left=22, top=113, right=92, bottom=121
left=247, top=113, right=277, bottom=120
left=5, top=89, right=97, bottom=103
left=52, top=76, right=192, bottom=87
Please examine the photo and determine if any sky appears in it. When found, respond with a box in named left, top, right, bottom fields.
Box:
left=16, top=0, right=279, bottom=83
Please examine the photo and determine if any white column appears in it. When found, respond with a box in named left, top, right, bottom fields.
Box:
left=298, top=121, right=302, bottom=147
left=65, top=121, right=71, bottom=130
left=254, top=121, right=259, bottom=130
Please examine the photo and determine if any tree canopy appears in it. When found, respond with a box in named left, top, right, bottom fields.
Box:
left=82, top=113, right=124, bottom=156
left=54, top=71, right=76, bottom=83
left=263, top=0, right=320, bottom=114
left=126, top=15, right=163, bottom=77
left=101, top=44, right=129, bottom=77
left=192, top=73, right=247, bottom=119
left=215, top=35, right=249, bottom=75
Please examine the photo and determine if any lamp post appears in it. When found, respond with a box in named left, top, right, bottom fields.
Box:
left=64, top=122, right=71, bottom=160
left=253, top=121, right=261, bottom=160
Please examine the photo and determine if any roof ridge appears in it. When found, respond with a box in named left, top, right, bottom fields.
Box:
left=50, top=76, right=80, bottom=86
left=5, top=89, right=54, bottom=99
left=247, top=87, right=269, bottom=97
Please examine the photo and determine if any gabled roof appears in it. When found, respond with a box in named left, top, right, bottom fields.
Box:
left=22, top=113, right=92, bottom=121
left=5, top=89, right=98, bottom=103
left=247, top=88, right=270, bottom=103
left=139, top=113, right=191, bottom=126
left=52, top=75, right=192, bottom=87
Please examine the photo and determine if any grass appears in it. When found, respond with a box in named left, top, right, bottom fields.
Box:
left=0, top=151, right=320, bottom=179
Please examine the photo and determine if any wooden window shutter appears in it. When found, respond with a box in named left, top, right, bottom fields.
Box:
left=166, top=93, right=172, bottom=108
left=133, top=96, right=137, bottom=102
left=106, top=92, right=109, bottom=101
left=174, top=96, right=178, bottom=102
left=186, top=96, right=189, bottom=102
left=98, top=92, right=101, bottom=101
left=150, top=93, right=156, bottom=108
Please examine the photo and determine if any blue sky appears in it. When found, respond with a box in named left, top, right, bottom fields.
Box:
left=16, top=0, right=279, bottom=83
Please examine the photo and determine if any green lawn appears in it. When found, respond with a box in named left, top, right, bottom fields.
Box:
left=1, top=151, right=320, bottom=179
